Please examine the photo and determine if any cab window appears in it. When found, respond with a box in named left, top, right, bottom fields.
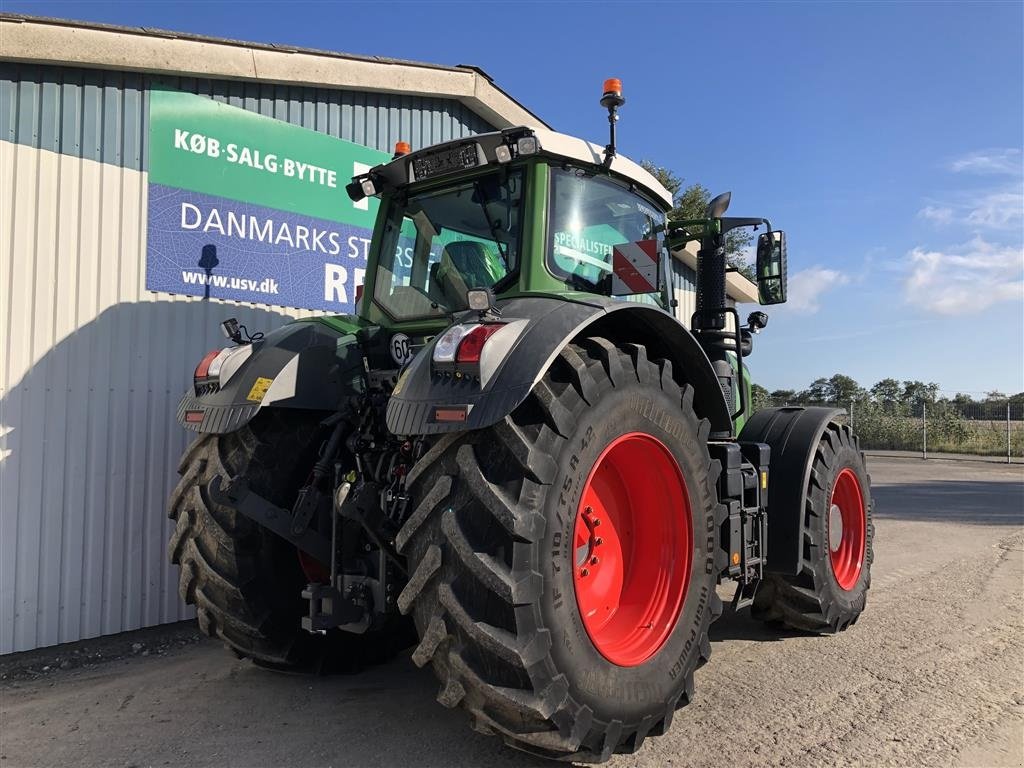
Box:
left=547, top=167, right=665, bottom=298
left=374, top=169, right=524, bottom=321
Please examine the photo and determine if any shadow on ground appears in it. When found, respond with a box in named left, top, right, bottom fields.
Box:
left=872, top=480, right=1024, bottom=525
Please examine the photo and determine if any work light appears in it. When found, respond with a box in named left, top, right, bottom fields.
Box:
left=466, top=288, right=494, bottom=312
left=516, top=136, right=538, bottom=156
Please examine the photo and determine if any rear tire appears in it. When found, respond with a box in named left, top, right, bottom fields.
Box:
left=167, top=410, right=412, bottom=671
left=752, top=422, right=873, bottom=632
left=397, top=338, right=726, bottom=761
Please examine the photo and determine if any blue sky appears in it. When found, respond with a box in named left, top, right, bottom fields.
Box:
left=8, top=0, right=1024, bottom=396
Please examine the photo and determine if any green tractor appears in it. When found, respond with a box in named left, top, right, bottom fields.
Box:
left=168, top=80, right=873, bottom=761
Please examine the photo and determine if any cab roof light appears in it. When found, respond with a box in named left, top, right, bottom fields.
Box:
left=393, top=141, right=411, bottom=158
left=516, top=136, right=538, bottom=156
left=602, top=78, right=623, bottom=100
left=600, top=78, right=625, bottom=169
left=495, top=144, right=513, bottom=163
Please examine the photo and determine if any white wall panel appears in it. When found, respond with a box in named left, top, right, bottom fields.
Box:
left=0, top=141, right=322, bottom=653
left=0, top=60, right=504, bottom=655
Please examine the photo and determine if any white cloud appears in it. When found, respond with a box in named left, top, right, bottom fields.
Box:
left=966, top=190, right=1024, bottom=229
left=786, top=267, right=850, bottom=314
left=918, top=205, right=954, bottom=225
left=904, top=236, right=1024, bottom=315
left=916, top=186, right=1023, bottom=231
left=950, top=148, right=1023, bottom=176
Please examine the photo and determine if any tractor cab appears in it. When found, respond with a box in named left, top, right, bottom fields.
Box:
left=347, top=122, right=676, bottom=332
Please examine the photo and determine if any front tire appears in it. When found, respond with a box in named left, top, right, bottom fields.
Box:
left=752, top=422, right=874, bottom=632
left=396, top=339, right=726, bottom=761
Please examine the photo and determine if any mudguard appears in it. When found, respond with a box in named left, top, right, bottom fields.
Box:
left=386, top=295, right=732, bottom=436
left=738, top=406, right=845, bottom=575
left=176, top=319, right=367, bottom=434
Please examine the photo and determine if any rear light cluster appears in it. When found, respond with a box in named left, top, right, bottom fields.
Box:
left=193, top=345, right=253, bottom=391
left=433, top=323, right=505, bottom=366
left=194, top=349, right=221, bottom=380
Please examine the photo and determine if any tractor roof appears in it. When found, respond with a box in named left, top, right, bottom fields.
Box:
left=363, top=127, right=674, bottom=211
left=525, top=127, right=674, bottom=209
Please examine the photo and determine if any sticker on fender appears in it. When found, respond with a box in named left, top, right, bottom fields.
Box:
left=246, top=377, right=274, bottom=403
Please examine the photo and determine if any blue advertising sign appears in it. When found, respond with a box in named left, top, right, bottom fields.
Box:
left=145, top=90, right=391, bottom=312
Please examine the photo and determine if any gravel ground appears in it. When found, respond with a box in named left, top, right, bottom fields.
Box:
left=1, top=455, right=1021, bottom=768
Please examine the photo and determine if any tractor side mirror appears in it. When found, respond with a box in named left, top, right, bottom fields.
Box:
left=756, top=230, right=787, bottom=305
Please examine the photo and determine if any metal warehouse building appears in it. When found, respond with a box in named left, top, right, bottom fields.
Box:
left=0, top=14, right=753, bottom=654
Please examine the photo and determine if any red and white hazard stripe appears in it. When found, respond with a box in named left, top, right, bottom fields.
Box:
left=612, top=239, right=659, bottom=294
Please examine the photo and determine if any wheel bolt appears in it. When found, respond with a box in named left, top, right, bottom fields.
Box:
left=595, top=537, right=603, bottom=546
left=580, top=568, right=589, bottom=577
left=590, top=556, right=599, bottom=566
left=584, top=506, right=593, bottom=515
left=593, top=518, right=601, bottom=526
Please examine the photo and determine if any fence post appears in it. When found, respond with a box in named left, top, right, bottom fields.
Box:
left=922, top=402, right=927, bottom=460
left=1009, top=401, right=1012, bottom=465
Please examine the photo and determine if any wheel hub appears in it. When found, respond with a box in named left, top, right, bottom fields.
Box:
left=572, top=432, right=692, bottom=667
left=828, top=504, right=843, bottom=551
left=828, top=467, right=866, bottom=591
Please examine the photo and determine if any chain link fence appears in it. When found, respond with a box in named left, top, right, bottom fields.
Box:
left=751, top=396, right=1024, bottom=462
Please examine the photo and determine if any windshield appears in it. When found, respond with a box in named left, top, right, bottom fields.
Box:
left=373, top=168, right=525, bottom=321
left=547, top=167, right=665, bottom=299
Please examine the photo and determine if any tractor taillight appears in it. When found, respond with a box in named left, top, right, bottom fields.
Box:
left=455, top=325, right=504, bottom=364
left=194, top=349, right=221, bottom=379
left=433, top=324, right=474, bottom=364
left=433, top=322, right=506, bottom=367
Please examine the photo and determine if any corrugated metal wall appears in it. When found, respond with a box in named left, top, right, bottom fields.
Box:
left=0, top=62, right=496, bottom=654
left=0, top=62, right=491, bottom=168
left=671, top=259, right=698, bottom=326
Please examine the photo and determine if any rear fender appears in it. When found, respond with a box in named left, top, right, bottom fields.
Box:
left=738, top=406, right=845, bottom=575
left=385, top=296, right=731, bottom=436
left=176, top=320, right=366, bottom=434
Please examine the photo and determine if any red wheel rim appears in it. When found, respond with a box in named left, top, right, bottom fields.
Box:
left=572, top=432, right=691, bottom=667
left=828, top=467, right=866, bottom=591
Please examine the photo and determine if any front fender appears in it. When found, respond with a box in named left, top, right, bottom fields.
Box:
left=738, top=406, right=846, bottom=575
left=386, top=296, right=731, bottom=436
left=176, top=320, right=366, bottom=434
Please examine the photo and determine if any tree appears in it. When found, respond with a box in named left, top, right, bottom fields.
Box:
left=870, top=378, right=902, bottom=408
left=826, top=374, right=863, bottom=404
left=640, top=161, right=755, bottom=280
left=901, top=380, right=939, bottom=408
left=801, top=377, right=831, bottom=403
left=770, top=388, right=797, bottom=403
left=751, top=382, right=771, bottom=410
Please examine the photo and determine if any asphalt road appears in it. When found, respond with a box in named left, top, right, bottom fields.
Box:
left=2, top=455, right=1022, bottom=768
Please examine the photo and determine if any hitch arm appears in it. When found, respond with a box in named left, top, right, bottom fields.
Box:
left=208, top=475, right=332, bottom=564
